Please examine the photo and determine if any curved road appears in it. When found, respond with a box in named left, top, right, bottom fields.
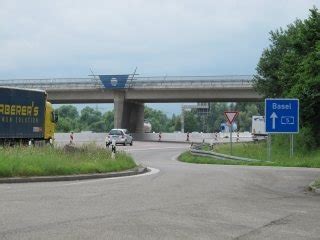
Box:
left=0, top=142, right=320, bottom=240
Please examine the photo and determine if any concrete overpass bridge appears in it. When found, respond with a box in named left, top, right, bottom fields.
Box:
left=0, top=75, right=262, bottom=133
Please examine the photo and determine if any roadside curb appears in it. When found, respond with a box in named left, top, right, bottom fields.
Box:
left=308, top=181, right=320, bottom=194
left=0, top=167, right=149, bottom=184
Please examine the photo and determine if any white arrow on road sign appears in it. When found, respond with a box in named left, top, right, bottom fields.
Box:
left=270, top=112, right=278, bottom=129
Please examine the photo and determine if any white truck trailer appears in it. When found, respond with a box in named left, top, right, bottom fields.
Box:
left=252, top=116, right=267, bottom=137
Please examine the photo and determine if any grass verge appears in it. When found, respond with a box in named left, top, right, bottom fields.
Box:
left=179, top=141, right=320, bottom=168
left=0, top=145, right=137, bottom=178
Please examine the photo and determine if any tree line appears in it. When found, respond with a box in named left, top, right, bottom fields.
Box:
left=55, top=103, right=263, bottom=133
left=254, top=7, right=320, bottom=149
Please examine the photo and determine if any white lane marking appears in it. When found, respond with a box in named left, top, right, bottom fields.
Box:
left=58, top=167, right=160, bottom=186
left=126, top=146, right=189, bottom=152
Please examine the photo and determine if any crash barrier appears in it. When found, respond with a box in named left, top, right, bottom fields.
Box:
left=190, top=144, right=263, bottom=162
left=132, top=132, right=253, bottom=143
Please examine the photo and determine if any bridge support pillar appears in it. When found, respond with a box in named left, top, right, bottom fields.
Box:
left=114, top=92, right=125, bottom=130
left=114, top=92, right=144, bottom=133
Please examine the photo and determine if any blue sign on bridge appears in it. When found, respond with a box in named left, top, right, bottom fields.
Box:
left=265, top=98, right=299, bottom=133
left=99, top=75, right=129, bottom=89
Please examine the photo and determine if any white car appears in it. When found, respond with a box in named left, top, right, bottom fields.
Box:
left=106, top=129, right=133, bottom=146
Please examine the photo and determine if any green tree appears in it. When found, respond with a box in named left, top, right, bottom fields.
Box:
left=172, top=114, right=182, bottom=132
left=144, top=106, right=171, bottom=132
left=56, top=117, right=74, bottom=132
left=237, top=104, right=259, bottom=131
left=254, top=7, right=320, bottom=148
left=80, top=107, right=104, bottom=131
left=90, top=121, right=107, bottom=132
left=55, top=105, right=80, bottom=132
left=208, top=103, right=228, bottom=132
left=184, top=110, right=200, bottom=133
left=235, top=102, right=263, bottom=131
left=56, top=105, right=79, bottom=119
left=103, top=110, right=114, bottom=131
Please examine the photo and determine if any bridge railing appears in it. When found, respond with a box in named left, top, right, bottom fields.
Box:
left=0, top=75, right=254, bottom=90
left=0, top=78, right=100, bottom=89
left=126, top=75, right=253, bottom=88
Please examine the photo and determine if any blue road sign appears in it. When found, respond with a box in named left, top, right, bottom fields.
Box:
left=99, top=75, right=129, bottom=89
left=265, top=99, right=299, bottom=133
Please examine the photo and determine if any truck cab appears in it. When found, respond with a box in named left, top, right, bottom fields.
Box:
left=44, top=101, right=58, bottom=142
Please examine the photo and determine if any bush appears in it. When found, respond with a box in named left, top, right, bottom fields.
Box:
left=295, top=126, right=317, bottom=152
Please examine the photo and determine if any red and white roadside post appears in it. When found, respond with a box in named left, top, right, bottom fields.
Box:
left=70, top=131, right=74, bottom=145
left=224, top=111, right=239, bottom=155
left=214, top=132, right=218, bottom=141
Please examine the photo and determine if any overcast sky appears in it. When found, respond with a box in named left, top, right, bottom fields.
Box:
left=1, top=1, right=318, bottom=114
left=1, top=0, right=318, bottom=78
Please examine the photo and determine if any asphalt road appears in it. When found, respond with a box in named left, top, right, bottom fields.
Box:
left=0, top=142, right=320, bottom=240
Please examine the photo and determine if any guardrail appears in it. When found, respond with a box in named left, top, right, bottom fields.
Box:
left=190, top=144, right=263, bottom=162
left=0, top=75, right=254, bottom=90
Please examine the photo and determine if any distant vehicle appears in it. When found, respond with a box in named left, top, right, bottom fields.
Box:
left=144, top=121, right=152, bottom=133
left=0, top=87, right=58, bottom=146
left=106, top=128, right=133, bottom=146
left=252, top=116, right=267, bottom=136
left=220, top=122, right=237, bottom=133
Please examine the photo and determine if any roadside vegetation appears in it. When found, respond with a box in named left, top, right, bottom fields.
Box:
left=180, top=139, right=320, bottom=168
left=254, top=7, right=320, bottom=150
left=0, top=145, right=136, bottom=178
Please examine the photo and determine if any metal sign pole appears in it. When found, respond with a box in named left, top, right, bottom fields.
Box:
left=224, top=111, right=238, bottom=156
left=230, top=125, right=233, bottom=155
left=290, top=134, right=294, bottom=157
left=267, top=134, right=272, bottom=162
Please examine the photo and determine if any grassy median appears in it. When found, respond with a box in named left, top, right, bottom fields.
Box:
left=180, top=141, right=320, bottom=168
left=0, top=145, right=136, bottom=178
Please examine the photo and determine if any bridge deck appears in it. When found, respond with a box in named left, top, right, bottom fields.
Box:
left=0, top=75, right=254, bottom=90
left=0, top=75, right=261, bottom=103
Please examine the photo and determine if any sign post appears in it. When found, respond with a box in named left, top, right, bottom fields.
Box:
left=265, top=99, right=299, bottom=160
left=224, top=111, right=239, bottom=156
left=267, top=134, right=271, bottom=162
left=290, top=134, right=294, bottom=157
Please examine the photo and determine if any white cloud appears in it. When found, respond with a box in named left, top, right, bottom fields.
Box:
left=0, top=0, right=318, bottom=77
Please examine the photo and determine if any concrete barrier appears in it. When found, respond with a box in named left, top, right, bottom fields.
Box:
left=54, top=132, right=253, bottom=145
